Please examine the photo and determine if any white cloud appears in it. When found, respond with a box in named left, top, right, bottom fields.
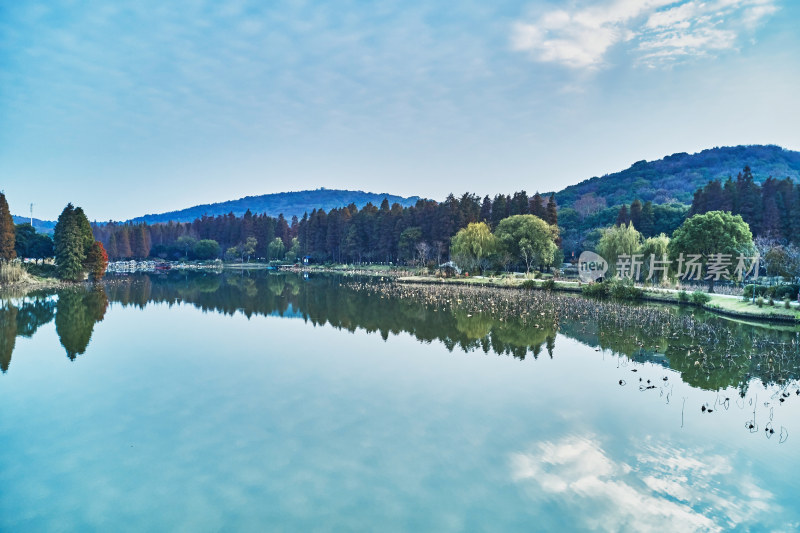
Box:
left=510, top=435, right=778, bottom=532
left=511, top=0, right=779, bottom=69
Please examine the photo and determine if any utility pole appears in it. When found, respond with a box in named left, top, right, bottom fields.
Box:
left=30, top=203, right=34, bottom=226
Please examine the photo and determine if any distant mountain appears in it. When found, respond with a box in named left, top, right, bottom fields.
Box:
left=554, top=145, right=800, bottom=209
left=128, top=188, right=422, bottom=224
left=12, top=215, right=56, bottom=234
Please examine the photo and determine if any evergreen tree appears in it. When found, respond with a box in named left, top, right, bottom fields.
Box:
left=640, top=201, right=655, bottom=237
left=480, top=195, right=492, bottom=223
left=530, top=192, right=546, bottom=219
left=545, top=194, right=558, bottom=226
left=54, top=204, right=85, bottom=280
left=629, top=199, right=643, bottom=230
left=490, top=195, right=508, bottom=228
left=616, top=204, right=629, bottom=226
left=14, top=223, right=35, bottom=259
left=0, top=193, right=16, bottom=262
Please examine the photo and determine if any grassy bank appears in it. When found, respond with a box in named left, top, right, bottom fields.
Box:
left=398, top=275, right=800, bottom=325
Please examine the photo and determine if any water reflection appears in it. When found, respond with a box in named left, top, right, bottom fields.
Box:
left=1, top=272, right=798, bottom=395
left=1, top=272, right=799, bottom=531
left=511, top=435, right=778, bottom=532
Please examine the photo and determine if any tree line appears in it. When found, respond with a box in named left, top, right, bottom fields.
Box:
left=91, top=192, right=561, bottom=265
left=688, top=166, right=800, bottom=244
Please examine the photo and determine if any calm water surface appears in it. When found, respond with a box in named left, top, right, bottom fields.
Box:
left=1, top=272, right=798, bottom=532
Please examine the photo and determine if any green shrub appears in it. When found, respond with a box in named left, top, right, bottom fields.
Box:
left=773, top=284, right=800, bottom=300
left=542, top=279, right=556, bottom=291
left=768, top=296, right=775, bottom=307
left=785, top=298, right=792, bottom=309
left=691, top=291, right=711, bottom=306
left=608, top=279, right=643, bottom=301
left=756, top=296, right=764, bottom=308
left=521, top=279, right=537, bottom=290
left=743, top=284, right=768, bottom=298
left=677, top=290, right=690, bottom=303
left=23, top=262, right=58, bottom=278
left=582, top=282, right=609, bottom=298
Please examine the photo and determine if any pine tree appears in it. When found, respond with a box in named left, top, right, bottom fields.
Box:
left=0, top=193, right=16, bottom=262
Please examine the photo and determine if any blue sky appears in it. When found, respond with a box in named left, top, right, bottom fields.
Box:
left=2, top=0, right=799, bottom=221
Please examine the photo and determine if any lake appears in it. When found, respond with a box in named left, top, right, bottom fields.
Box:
left=1, top=271, right=798, bottom=532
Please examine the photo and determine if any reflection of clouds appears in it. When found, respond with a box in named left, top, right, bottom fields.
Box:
left=511, top=436, right=777, bottom=532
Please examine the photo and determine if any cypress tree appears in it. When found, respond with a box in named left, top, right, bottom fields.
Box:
left=640, top=201, right=655, bottom=237
left=546, top=194, right=558, bottom=226
left=0, top=192, right=16, bottom=262
left=616, top=204, right=629, bottom=226
left=629, top=199, right=643, bottom=230
left=54, top=204, right=85, bottom=280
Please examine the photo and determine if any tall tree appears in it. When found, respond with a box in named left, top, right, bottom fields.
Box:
left=639, top=201, right=655, bottom=237
left=629, top=199, right=643, bottom=230
left=85, top=242, right=109, bottom=281
left=54, top=204, right=85, bottom=280
left=616, top=204, right=629, bottom=226
left=545, top=194, right=558, bottom=226
left=0, top=193, right=16, bottom=262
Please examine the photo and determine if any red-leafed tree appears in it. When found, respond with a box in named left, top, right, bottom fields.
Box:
left=0, top=192, right=16, bottom=262
left=85, top=241, right=109, bottom=281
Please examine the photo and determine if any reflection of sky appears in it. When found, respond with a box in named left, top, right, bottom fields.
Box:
left=1, top=302, right=799, bottom=531
left=511, top=435, right=781, bottom=532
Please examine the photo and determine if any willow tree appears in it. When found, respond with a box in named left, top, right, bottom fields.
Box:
left=597, top=222, right=642, bottom=277
left=450, top=222, right=497, bottom=274
left=0, top=193, right=16, bottom=263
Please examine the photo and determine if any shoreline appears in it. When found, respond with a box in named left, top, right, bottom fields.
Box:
left=4, top=266, right=798, bottom=325
left=397, top=275, right=800, bottom=325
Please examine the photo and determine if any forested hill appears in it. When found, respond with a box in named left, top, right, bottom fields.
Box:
left=129, top=188, right=422, bottom=224
left=12, top=216, right=56, bottom=234
left=554, top=145, right=800, bottom=209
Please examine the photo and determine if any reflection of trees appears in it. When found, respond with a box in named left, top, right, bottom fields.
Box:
left=55, top=287, right=108, bottom=360
left=99, top=271, right=800, bottom=391
left=0, top=296, right=57, bottom=373
left=0, top=303, right=17, bottom=373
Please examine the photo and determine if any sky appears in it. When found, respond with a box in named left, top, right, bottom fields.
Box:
left=2, top=0, right=799, bottom=221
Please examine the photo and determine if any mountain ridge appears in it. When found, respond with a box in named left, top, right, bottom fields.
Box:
left=16, top=145, right=800, bottom=226
left=127, top=188, right=423, bottom=224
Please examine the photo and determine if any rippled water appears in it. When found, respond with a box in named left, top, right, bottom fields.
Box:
left=1, top=272, right=798, bottom=531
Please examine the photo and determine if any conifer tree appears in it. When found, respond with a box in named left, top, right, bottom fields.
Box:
left=640, top=201, right=655, bottom=237
left=85, top=241, right=109, bottom=280
left=616, top=204, right=629, bottom=226
left=629, top=199, right=643, bottom=230
left=0, top=192, right=16, bottom=262
left=546, top=194, right=558, bottom=226
left=54, top=204, right=85, bottom=280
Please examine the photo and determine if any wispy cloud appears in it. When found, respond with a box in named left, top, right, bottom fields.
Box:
left=510, top=435, right=779, bottom=532
left=511, top=0, right=779, bottom=69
